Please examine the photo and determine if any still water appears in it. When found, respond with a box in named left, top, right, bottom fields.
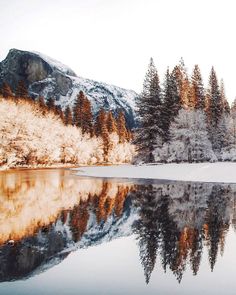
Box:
left=0, top=169, right=236, bottom=294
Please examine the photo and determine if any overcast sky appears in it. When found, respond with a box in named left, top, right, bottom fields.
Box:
left=1, top=0, right=236, bottom=103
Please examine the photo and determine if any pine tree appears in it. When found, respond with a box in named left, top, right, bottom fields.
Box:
left=95, top=109, right=109, bottom=161
left=135, top=58, right=163, bottom=163
left=172, top=58, right=190, bottom=108
left=206, top=67, right=224, bottom=153
left=64, top=106, right=73, bottom=125
left=220, top=79, right=230, bottom=114
left=231, top=98, right=236, bottom=114
left=95, top=108, right=107, bottom=136
left=162, top=68, right=181, bottom=142
left=55, top=105, right=64, bottom=121
left=82, top=96, right=93, bottom=136
left=46, top=97, right=56, bottom=112
left=117, top=111, right=128, bottom=143
left=37, top=96, right=47, bottom=115
left=15, top=80, right=28, bottom=99
left=1, top=82, right=14, bottom=98
left=107, top=111, right=117, bottom=134
left=73, top=91, right=93, bottom=135
left=38, top=96, right=46, bottom=109
left=190, top=65, right=205, bottom=110
left=73, top=91, right=84, bottom=127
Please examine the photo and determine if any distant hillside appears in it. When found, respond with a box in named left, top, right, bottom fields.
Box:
left=0, top=49, right=138, bottom=127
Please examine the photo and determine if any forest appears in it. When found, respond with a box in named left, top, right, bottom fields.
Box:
left=0, top=81, right=134, bottom=168
left=135, top=58, right=236, bottom=163
left=1, top=57, right=236, bottom=168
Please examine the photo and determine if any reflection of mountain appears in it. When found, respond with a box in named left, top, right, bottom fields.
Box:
left=1, top=169, right=236, bottom=284
left=0, top=169, right=135, bottom=282
left=0, top=170, right=134, bottom=245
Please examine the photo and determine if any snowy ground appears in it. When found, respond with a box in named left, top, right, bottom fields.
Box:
left=74, top=162, right=236, bottom=183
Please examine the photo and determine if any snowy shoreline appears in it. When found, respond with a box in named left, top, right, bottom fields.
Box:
left=74, top=162, right=236, bottom=184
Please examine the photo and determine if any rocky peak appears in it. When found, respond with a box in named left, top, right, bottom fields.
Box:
left=0, top=49, right=137, bottom=127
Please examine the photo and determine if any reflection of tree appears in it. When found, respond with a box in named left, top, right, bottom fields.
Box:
left=0, top=169, right=133, bottom=245
left=158, top=193, right=180, bottom=281
left=2, top=169, right=236, bottom=285
left=133, top=185, right=161, bottom=284
left=69, top=202, right=89, bottom=242
left=190, top=228, right=203, bottom=275
left=205, top=185, right=230, bottom=271
left=92, top=182, right=133, bottom=224
left=0, top=172, right=134, bottom=282
left=133, top=182, right=234, bottom=284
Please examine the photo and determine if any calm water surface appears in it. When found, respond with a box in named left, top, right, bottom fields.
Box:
left=0, top=169, right=236, bottom=294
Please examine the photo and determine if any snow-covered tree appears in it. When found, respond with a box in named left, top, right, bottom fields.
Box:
left=0, top=97, right=135, bottom=168
left=162, top=68, right=181, bottom=142
left=158, top=109, right=216, bottom=163
left=220, top=115, right=236, bottom=161
left=220, top=79, right=230, bottom=114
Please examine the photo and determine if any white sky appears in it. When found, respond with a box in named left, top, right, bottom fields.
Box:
left=0, top=0, right=236, bottom=103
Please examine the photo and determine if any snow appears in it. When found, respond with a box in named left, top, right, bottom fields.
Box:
left=75, top=162, right=236, bottom=184
left=0, top=99, right=135, bottom=169
left=32, top=51, right=77, bottom=76
left=30, top=50, right=138, bottom=121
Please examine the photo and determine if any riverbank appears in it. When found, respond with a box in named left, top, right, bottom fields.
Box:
left=74, top=162, right=236, bottom=184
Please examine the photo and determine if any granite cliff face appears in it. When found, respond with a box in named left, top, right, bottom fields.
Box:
left=0, top=49, right=137, bottom=127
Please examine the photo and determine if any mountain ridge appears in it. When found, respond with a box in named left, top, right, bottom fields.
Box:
left=0, top=48, right=138, bottom=127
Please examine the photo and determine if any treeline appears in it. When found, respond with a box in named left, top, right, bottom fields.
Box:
left=0, top=81, right=133, bottom=165
left=135, top=58, right=236, bottom=163
left=1, top=81, right=131, bottom=142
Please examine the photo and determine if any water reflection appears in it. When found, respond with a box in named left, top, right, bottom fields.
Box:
left=0, top=169, right=236, bottom=285
left=132, top=183, right=235, bottom=283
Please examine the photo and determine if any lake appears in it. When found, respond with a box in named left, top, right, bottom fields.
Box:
left=0, top=168, right=236, bottom=294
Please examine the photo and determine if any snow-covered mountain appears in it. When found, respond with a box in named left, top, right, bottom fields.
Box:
left=0, top=49, right=138, bottom=127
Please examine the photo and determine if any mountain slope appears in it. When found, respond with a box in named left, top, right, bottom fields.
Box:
left=0, top=49, right=138, bottom=127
